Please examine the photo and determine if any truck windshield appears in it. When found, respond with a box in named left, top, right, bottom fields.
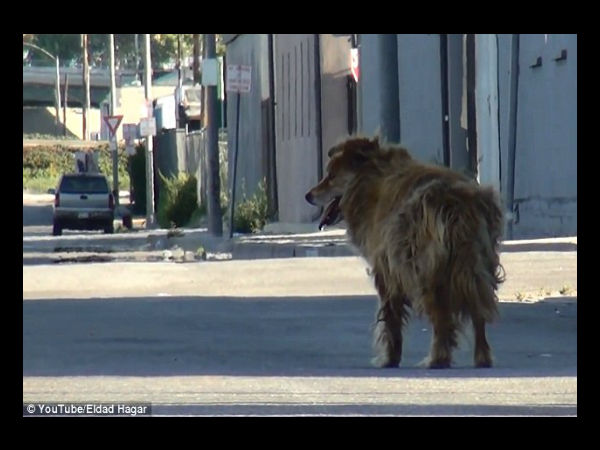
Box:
left=60, top=176, right=109, bottom=194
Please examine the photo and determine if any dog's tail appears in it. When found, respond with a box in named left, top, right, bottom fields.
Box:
left=448, top=185, right=505, bottom=322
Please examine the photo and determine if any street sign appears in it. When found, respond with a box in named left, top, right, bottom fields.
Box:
left=226, top=64, right=251, bottom=93
left=103, top=115, right=123, bottom=138
left=122, top=123, right=138, bottom=156
left=202, top=58, right=218, bottom=86
left=226, top=64, right=240, bottom=92
left=239, top=65, right=251, bottom=93
left=139, top=117, right=156, bottom=137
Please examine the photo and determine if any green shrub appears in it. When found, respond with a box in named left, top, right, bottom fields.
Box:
left=22, top=143, right=129, bottom=193
left=157, top=172, right=198, bottom=228
left=230, top=178, right=268, bottom=234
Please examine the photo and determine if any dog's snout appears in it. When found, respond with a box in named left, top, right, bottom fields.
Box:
left=305, top=191, right=314, bottom=205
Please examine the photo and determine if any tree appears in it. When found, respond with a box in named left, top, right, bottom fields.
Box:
left=24, top=34, right=81, bottom=65
left=24, top=34, right=225, bottom=69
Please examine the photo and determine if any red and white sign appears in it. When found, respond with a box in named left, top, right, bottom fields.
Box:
left=103, top=115, right=123, bottom=138
left=226, top=64, right=251, bottom=93
left=350, top=48, right=359, bottom=83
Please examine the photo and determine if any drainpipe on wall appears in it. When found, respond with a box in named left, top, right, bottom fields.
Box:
left=353, top=34, right=361, bottom=135
left=378, top=34, right=400, bottom=144
left=505, top=34, right=520, bottom=240
left=267, top=34, right=278, bottom=219
left=313, top=34, right=324, bottom=223
left=314, top=34, right=323, bottom=181
left=439, top=34, right=450, bottom=167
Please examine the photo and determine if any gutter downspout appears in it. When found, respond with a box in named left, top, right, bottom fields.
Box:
left=505, top=34, right=520, bottom=239
left=313, top=34, right=324, bottom=222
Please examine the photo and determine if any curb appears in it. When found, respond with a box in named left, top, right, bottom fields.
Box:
left=231, top=241, right=356, bottom=260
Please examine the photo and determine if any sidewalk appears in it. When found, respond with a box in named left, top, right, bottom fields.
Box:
left=144, top=220, right=577, bottom=261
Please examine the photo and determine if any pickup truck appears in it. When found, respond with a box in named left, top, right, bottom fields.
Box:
left=52, top=173, right=115, bottom=236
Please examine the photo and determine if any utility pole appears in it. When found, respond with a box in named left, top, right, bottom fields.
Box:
left=108, top=34, right=119, bottom=206
left=193, top=34, right=201, bottom=84
left=82, top=34, right=90, bottom=140
left=204, top=34, right=222, bottom=237
left=54, top=53, right=61, bottom=136
left=134, top=34, right=140, bottom=83
left=193, top=34, right=203, bottom=126
left=143, top=34, right=156, bottom=227
left=63, top=74, right=68, bottom=136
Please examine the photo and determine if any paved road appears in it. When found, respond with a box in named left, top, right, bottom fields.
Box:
left=23, top=259, right=577, bottom=416
left=22, top=193, right=577, bottom=416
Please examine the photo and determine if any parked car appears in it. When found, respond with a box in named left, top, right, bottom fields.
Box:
left=52, top=173, right=115, bottom=236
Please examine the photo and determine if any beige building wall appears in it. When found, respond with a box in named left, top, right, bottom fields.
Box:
left=42, top=85, right=176, bottom=141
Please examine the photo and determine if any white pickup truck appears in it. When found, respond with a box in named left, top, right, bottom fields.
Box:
left=52, top=173, right=115, bottom=236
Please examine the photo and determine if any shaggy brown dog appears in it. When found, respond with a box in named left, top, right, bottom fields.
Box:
left=305, top=136, right=504, bottom=368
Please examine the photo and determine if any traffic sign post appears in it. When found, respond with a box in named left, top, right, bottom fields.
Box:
left=104, top=115, right=123, bottom=141
left=226, top=64, right=252, bottom=238
left=103, top=115, right=123, bottom=207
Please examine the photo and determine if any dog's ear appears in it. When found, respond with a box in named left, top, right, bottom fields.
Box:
left=371, top=134, right=380, bottom=149
left=328, top=144, right=342, bottom=158
left=350, top=150, right=370, bottom=169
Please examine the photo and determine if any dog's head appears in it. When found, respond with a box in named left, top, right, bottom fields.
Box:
left=305, top=136, right=381, bottom=230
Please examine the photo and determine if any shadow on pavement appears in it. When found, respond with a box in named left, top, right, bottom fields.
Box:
left=23, top=295, right=577, bottom=378
left=151, top=402, right=577, bottom=416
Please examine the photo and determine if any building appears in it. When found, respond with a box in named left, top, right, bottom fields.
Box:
left=223, top=34, right=577, bottom=239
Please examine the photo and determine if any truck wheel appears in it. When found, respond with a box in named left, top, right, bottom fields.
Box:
left=52, top=221, right=62, bottom=236
left=104, top=221, right=114, bottom=234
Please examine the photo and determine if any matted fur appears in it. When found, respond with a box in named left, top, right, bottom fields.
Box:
left=306, top=136, right=505, bottom=368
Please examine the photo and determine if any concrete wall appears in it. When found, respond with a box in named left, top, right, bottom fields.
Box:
left=511, top=34, right=577, bottom=238
left=319, top=34, right=353, bottom=169
left=396, top=34, right=444, bottom=164
left=273, top=34, right=322, bottom=224
left=474, top=34, right=501, bottom=190
left=358, top=34, right=399, bottom=142
left=224, top=34, right=272, bottom=207
left=497, top=34, right=514, bottom=212
left=23, top=106, right=102, bottom=140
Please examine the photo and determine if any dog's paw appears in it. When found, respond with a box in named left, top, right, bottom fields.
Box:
left=418, top=356, right=451, bottom=369
left=371, top=355, right=400, bottom=368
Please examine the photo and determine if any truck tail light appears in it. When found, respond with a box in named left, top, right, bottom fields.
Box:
left=108, top=193, right=115, bottom=210
left=54, top=192, right=60, bottom=207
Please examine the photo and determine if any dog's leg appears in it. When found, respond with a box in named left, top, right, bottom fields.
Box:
left=423, top=287, right=457, bottom=369
left=426, top=317, right=457, bottom=369
left=472, top=316, right=493, bottom=368
left=372, top=300, right=404, bottom=368
left=371, top=272, right=407, bottom=368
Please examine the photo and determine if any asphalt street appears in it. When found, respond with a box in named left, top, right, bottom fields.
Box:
left=22, top=193, right=578, bottom=416
left=23, top=259, right=577, bottom=416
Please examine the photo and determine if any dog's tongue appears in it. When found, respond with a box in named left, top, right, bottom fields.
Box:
left=319, top=197, right=342, bottom=230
